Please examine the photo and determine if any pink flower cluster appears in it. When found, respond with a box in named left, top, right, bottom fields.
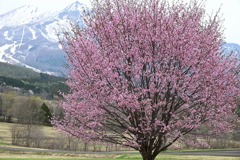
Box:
left=53, top=0, right=240, bottom=156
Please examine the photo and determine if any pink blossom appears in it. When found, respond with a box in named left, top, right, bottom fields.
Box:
left=53, top=0, right=240, bottom=160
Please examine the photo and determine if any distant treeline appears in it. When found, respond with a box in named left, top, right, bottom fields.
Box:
left=0, top=62, right=40, bottom=79
left=0, top=62, right=69, bottom=99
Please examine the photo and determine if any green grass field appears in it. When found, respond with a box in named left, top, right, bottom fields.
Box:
left=0, top=153, right=240, bottom=160
left=0, top=122, right=239, bottom=160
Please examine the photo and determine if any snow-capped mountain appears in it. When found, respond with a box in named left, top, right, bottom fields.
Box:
left=223, top=43, right=240, bottom=57
left=0, top=1, right=88, bottom=76
left=0, top=5, right=41, bottom=29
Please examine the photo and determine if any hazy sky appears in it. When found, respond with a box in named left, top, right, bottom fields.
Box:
left=0, top=0, right=239, bottom=44
left=0, top=0, right=91, bottom=14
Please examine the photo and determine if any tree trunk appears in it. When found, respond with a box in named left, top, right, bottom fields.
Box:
left=140, top=150, right=157, bottom=160
left=83, top=142, right=88, bottom=151
left=141, top=154, right=156, bottom=160
left=26, top=125, right=31, bottom=147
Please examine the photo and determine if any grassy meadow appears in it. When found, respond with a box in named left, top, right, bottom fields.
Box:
left=0, top=152, right=240, bottom=160
left=0, top=122, right=239, bottom=160
left=0, top=122, right=59, bottom=145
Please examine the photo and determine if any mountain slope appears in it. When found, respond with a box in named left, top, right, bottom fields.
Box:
left=0, top=1, right=87, bottom=76
left=223, top=43, right=240, bottom=57
left=0, top=5, right=40, bottom=29
left=0, top=62, right=40, bottom=79
left=0, top=62, right=68, bottom=98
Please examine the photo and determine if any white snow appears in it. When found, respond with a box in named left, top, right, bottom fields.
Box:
left=0, top=43, right=42, bottom=71
left=4, top=53, right=21, bottom=64
left=0, top=44, right=12, bottom=62
left=3, top=31, right=13, bottom=40
left=28, top=27, right=36, bottom=40
left=28, top=45, right=33, bottom=51
left=65, top=1, right=87, bottom=12
left=3, top=31, right=8, bottom=37
left=24, top=65, right=41, bottom=72
left=18, top=26, right=25, bottom=51
left=0, top=5, right=41, bottom=29
left=10, top=42, right=18, bottom=54
left=39, top=17, right=71, bottom=43
left=58, top=44, right=63, bottom=50
left=0, top=43, right=22, bottom=64
left=21, top=64, right=58, bottom=76
left=44, top=18, right=72, bottom=42
left=36, top=11, right=58, bottom=23
left=3, top=31, right=8, bottom=39
left=39, top=29, right=53, bottom=42
left=44, top=22, right=59, bottom=42
left=0, top=1, right=90, bottom=76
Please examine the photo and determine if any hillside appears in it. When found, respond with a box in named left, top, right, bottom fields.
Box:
left=0, top=62, right=69, bottom=99
left=0, top=62, right=40, bottom=79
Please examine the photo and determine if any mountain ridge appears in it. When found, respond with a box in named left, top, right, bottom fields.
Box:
left=0, top=5, right=40, bottom=29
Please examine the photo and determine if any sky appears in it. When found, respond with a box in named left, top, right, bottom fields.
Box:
left=0, top=0, right=91, bottom=14
left=0, top=0, right=239, bottom=44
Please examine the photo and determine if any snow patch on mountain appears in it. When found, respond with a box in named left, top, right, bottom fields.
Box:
left=0, top=42, right=21, bottom=64
left=0, top=1, right=90, bottom=76
left=45, top=22, right=61, bottom=42
left=0, top=5, right=41, bottom=29
left=27, top=45, right=33, bottom=51
left=223, top=43, right=240, bottom=58
left=64, top=1, right=86, bottom=12
left=10, top=42, right=18, bottom=54
left=18, top=26, right=26, bottom=51
left=28, top=27, right=37, bottom=40
left=3, top=31, right=12, bottom=40
left=0, top=44, right=11, bottom=62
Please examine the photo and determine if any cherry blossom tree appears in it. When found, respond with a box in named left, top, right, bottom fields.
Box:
left=54, top=0, right=240, bottom=159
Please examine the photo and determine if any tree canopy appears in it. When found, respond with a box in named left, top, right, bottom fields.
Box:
left=54, top=0, right=240, bottom=160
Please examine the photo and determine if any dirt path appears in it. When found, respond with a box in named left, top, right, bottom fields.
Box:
left=168, top=150, right=240, bottom=157
left=0, top=145, right=239, bottom=157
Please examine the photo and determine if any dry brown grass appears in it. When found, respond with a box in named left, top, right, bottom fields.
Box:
left=0, top=122, right=15, bottom=145
left=0, top=122, right=60, bottom=145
